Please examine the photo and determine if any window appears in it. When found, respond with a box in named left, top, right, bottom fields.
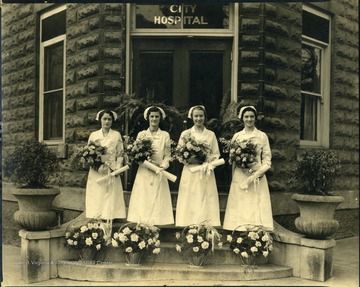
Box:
left=301, top=6, right=331, bottom=147
left=39, top=6, right=66, bottom=143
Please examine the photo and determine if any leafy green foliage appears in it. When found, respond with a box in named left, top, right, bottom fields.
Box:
left=3, top=139, right=59, bottom=188
left=290, top=149, right=341, bottom=196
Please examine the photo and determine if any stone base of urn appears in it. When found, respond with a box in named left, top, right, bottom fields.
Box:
left=11, top=188, right=60, bottom=231
left=291, top=193, right=344, bottom=239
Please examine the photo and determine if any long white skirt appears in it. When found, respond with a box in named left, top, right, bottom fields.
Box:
left=85, top=168, right=126, bottom=220
left=176, top=165, right=221, bottom=227
left=127, top=165, right=174, bottom=225
left=223, top=167, right=273, bottom=231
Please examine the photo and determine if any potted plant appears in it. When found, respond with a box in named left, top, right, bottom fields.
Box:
left=290, top=149, right=343, bottom=239
left=175, top=222, right=222, bottom=267
left=111, top=222, right=161, bottom=266
left=3, top=139, right=60, bottom=231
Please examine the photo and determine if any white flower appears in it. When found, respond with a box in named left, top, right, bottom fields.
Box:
left=263, top=251, right=269, bottom=257
left=233, top=248, right=240, bottom=254
left=255, top=241, right=262, bottom=247
left=65, top=232, right=70, bottom=238
left=186, top=234, right=194, bottom=243
left=153, top=248, right=161, bottom=254
left=193, top=247, right=199, bottom=252
left=175, top=232, right=181, bottom=239
left=138, top=241, right=146, bottom=249
left=218, top=242, right=223, bottom=248
left=236, top=237, right=243, bottom=244
left=130, top=233, right=139, bottom=242
left=155, top=240, right=161, bottom=247
left=125, top=247, right=133, bottom=253
left=197, top=236, right=204, bottom=243
left=67, top=239, right=74, bottom=245
left=92, top=233, right=98, bottom=239
left=175, top=244, right=182, bottom=252
left=87, top=222, right=94, bottom=229
left=96, top=244, right=101, bottom=250
left=73, top=241, right=78, bottom=246
left=73, top=232, right=79, bottom=239
left=201, top=241, right=209, bottom=249
left=85, top=237, right=93, bottom=246
left=111, top=239, right=118, bottom=247
left=227, top=235, right=233, bottom=242
left=188, top=228, right=197, bottom=234
left=241, top=251, right=249, bottom=258
left=119, top=233, right=127, bottom=243
left=148, top=238, right=154, bottom=245
left=80, top=226, right=88, bottom=233
left=113, top=232, right=119, bottom=239
left=250, top=246, right=258, bottom=253
left=261, top=234, right=270, bottom=242
left=122, top=227, right=132, bottom=235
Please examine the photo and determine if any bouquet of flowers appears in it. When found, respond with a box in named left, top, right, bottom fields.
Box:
left=220, top=137, right=257, bottom=169
left=175, top=223, right=222, bottom=266
left=225, top=225, right=273, bottom=266
left=70, top=140, right=107, bottom=172
left=174, top=133, right=211, bottom=165
left=111, top=222, right=161, bottom=256
left=123, top=135, right=155, bottom=164
left=65, top=219, right=110, bottom=252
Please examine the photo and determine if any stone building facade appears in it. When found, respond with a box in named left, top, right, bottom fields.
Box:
left=1, top=1, right=359, bottom=244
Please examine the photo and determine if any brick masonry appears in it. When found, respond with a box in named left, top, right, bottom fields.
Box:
left=1, top=2, right=358, bottom=222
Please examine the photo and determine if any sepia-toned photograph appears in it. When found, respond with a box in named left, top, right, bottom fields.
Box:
left=1, top=0, right=359, bottom=286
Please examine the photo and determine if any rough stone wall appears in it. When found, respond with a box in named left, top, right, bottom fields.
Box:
left=327, top=0, right=359, bottom=192
left=238, top=2, right=302, bottom=193
left=2, top=4, right=38, bottom=151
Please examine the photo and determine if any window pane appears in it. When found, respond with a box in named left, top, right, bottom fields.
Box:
left=43, top=90, right=63, bottom=140
left=42, top=10, right=66, bottom=42
left=303, top=10, right=329, bottom=43
left=300, top=93, right=318, bottom=141
left=189, top=52, right=223, bottom=119
left=44, top=42, right=64, bottom=91
left=301, top=44, right=321, bottom=93
left=139, top=52, right=173, bottom=104
left=136, top=4, right=229, bottom=29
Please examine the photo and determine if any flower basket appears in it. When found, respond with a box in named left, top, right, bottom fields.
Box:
left=111, top=222, right=161, bottom=266
left=65, top=219, right=111, bottom=263
left=125, top=252, right=144, bottom=266
left=225, top=225, right=273, bottom=268
left=175, top=222, right=222, bottom=267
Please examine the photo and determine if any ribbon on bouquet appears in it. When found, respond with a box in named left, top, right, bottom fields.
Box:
left=143, top=160, right=177, bottom=182
left=96, top=165, right=130, bottom=184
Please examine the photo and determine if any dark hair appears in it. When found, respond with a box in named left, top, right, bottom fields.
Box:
left=190, top=105, right=207, bottom=120
left=239, top=107, right=257, bottom=121
left=146, top=106, right=163, bottom=121
left=98, top=109, right=116, bottom=122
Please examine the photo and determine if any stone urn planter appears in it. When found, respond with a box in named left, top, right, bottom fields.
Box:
left=11, top=187, right=60, bottom=231
left=291, top=193, right=344, bottom=239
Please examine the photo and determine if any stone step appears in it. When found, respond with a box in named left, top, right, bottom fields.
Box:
left=57, top=260, right=292, bottom=282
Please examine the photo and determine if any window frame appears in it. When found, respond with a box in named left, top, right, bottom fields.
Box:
left=300, top=5, right=331, bottom=148
left=39, top=5, right=66, bottom=145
